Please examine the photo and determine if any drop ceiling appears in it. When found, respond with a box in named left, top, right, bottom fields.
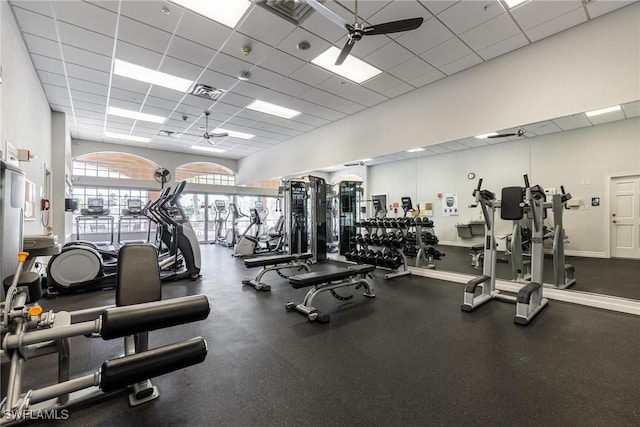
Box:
left=7, top=0, right=638, bottom=160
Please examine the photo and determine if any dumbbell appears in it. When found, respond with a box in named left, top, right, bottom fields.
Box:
left=380, top=234, right=390, bottom=247
left=390, top=254, right=404, bottom=269
left=403, top=244, right=418, bottom=257
left=355, top=233, right=364, bottom=244
left=374, top=251, right=384, bottom=265
left=365, top=250, right=377, bottom=264
left=363, top=233, right=372, bottom=244
left=371, top=234, right=381, bottom=246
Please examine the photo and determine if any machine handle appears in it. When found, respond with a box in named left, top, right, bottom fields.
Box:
left=476, top=178, right=483, bottom=192
left=523, top=173, right=530, bottom=188
left=560, top=185, right=566, bottom=195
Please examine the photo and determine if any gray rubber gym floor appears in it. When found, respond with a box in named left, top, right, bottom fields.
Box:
left=22, top=244, right=639, bottom=426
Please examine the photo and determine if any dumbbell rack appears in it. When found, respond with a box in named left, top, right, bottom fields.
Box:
left=345, top=217, right=443, bottom=279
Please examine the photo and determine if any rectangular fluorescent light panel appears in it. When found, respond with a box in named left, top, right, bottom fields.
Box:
left=191, top=145, right=226, bottom=154
left=215, top=128, right=254, bottom=140
left=108, top=106, right=166, bottom=124
left=170, top=0, right=251, bottom=28
left=104, top=132, right=150, bottom=143
left=407, top=148, right=425, bottom=153
left=247, top=100, right=300, bottom=119
left=504, top=0, right=529, bottom=9
left=113, top=59, right=193, bottom=92
left=475, top=132, right=498, bottom=139
left=585, top=105, right=622, bottom=117
left=312, top=46, right=382, bottom=84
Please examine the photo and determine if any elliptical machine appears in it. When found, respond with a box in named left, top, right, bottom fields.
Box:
left=212, top=200, right=229, bottom=244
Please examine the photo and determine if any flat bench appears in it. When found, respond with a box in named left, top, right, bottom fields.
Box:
left=242, top=253, right=313, bottom=291
left=285, top=264, right=376, bottom=323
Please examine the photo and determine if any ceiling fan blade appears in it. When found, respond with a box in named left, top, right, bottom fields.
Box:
left=210, top=132, right=229, bottom=138
left=363, top=17, right=424, bottom=36
left=487, top=129, right=525, bottom=139
left=307, top=0, right=350, bottom=30
left=335, top=38, right=356, bottom=65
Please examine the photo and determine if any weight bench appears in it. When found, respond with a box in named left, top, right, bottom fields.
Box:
left=242, top=253, right=313, bottom=291
left=285, top=264, right=376, bottom=323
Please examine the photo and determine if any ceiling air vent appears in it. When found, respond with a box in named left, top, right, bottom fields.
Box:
left=189, top=83, right=225, bottom=101
left=255, top=0, right=316, bottom=25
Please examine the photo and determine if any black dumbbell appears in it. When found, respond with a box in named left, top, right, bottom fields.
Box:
left=371, top=234, right=381, bottom=245
left=363, top=234, right=372, bottom=244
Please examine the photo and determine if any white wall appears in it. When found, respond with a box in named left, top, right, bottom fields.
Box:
left=1, top=1, right=53, bottom=236
left=368, top=117, right=640, bottom=256
left=237, top=4, right=640, bottom=185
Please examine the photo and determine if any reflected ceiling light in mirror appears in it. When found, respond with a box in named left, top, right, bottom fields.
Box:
left=191, top=145, right=226, bottom=153
left=169, top=0, right=251, bottom=28
left=312, top=46, right=382, bottom=84
left=247, top=100, right=301, bottom=119
left=113, top=59, right=193, bottom=92
left=407, top=148, right=425, bottom=153
left=104, top=132, right=150, bottom=143
left=585, top=105, right=622, bottom=117
left=108, top=107, right=166, bottom=123
left=504, top=0, right=530, bottom=9
left=475, top=132, right=498, bottom=139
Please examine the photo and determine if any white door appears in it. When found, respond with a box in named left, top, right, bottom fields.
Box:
left=610, top=175, right=640, bottom=258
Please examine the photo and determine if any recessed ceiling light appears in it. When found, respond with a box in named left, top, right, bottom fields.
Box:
left=504, top=0, right=529, bottom=9
left=247, top=100, right=301, bottom=119
left=214, top=128, right=254, bottom=140
left=169, top=0, right=251, bottom=28
left=191, top=145, right=226, bottom=153
left=108, top=106, right=166, bottom=124
left=312, top=46, right=382, bottom=84
left=585, top=105, right=622, bottom=117
left=475, top=132, right=498, bottom=139
left=113, top=59, right=193, bottom=92
left=407, top=148, right=425, bottom=153
left=104, top=132, right=150, bottom=143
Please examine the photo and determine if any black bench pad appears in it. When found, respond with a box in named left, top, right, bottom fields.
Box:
left=289, top=264, right=374, bottom=289
left=244, top=253, right=313, bottom=268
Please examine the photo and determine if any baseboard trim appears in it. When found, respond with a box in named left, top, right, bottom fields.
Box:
left=409, top=267, right=640, bottom=316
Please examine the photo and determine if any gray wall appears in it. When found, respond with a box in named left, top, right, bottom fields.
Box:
left=368, top=117, right=640, bottom=257
left=1, top=1, right=55, bottom=236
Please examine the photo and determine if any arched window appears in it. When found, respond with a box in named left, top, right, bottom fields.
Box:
left=175, top=162, right=236, bottom=186
left=242, top=178, right=282, bottom=189
left=73, top=152, right=159, bottom=180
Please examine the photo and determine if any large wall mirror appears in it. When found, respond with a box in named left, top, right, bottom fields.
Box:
left=357, top=101, right=639, bottom=303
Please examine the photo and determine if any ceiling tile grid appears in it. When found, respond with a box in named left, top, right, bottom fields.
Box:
left=6, top=0, right=638, bottom=159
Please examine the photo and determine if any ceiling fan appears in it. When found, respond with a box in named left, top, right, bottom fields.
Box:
left=487, top=128, right=526, bottom=139
left=344, top=160, right=368, bottom=167
left=307, top=0, right=424, bottom=65
left=200, top=111, right=228, bottom=144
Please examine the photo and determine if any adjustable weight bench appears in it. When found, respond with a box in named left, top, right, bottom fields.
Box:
left=285, top=264, right=376, bottom=323
left=242, top=253, right=313, bottom=291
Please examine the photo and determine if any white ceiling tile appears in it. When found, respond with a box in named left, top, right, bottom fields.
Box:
left=116, top=40, right=164, bottom=70
left=57, top=21, right=114, bottom=55
left=10, top=1, right=53, bottom=17
left=334, top=33, right=391, bottom=60
left=476, top=33, right=529, bottom=61
left=71, top=90, right=107, bottom=106
left=427, top=145, right=452, bottom=154
left=342, top=85, right=388, bottom=107
left=380, top=82, right=414, bottom=98
left=174, top=10, right=232, bottom=51
left=298, top=87, right=334, bottom=105
left=320, top=96, right=364, bottom=115
left=244, top=66, right=286, bottom=88
left=363, top=73, right=405, bottom=93
left=420, top=37, right=473, bottom=68
left=388, top=57, right=435, bottom=82
left=118, top=16, right=172, bottom=53
left=53, top=0, right=116, bottom=37
left=512, top=0, right=584, bottom=30
left=197, top=68, right=240, bottom=92
left=367, top=0, right=433, bottom=38
left=290, top=63, right=332, bottom=86
left=218, top=31, right=272, bottom=65
left=110, top=75, right=150, bottom=95
left=439, top=52, right=483, bottom=75
left=119, top=0, right=182, bottom=33
left=291, top=114, right=331, bottom=127
left=552, top=114, right=592, bottom=131
left=419, top=0, right=459, bottom=15
left=524, top=7, right=588, bottom=42
left=37, top=70, right=67, bottom=87
left=587, top=0, right=637, bottom=18
left=62, top=44, right=110, bottom=70
left=622, top=101, right=640, bottom=118
left=339, top=0, right=394, bottom=21
left=316, top=75, right=358, bottom=96
left=458, top=137, right=489, bottom=148
left=586, top=109, right=626, bottom=125
left=236, top=4, right=296, bottom=47
left=527, top=121, right=562, bottom=136
left=364, top=41, right=414, bottom=69
left=230, top=81, right=269, bottom=99
left=159, top=55, right=206, bottom=82
left=258, top=49, right=306, bottom=76
left=68, top=77, right=109, bottom=96
left=459, top=13, right=522, bottom=51
left=166, top=36, right=216, bottom=68
left=270, top=78, right=313, bottom=97
left=31, top=54, right=65, bottom=75
left=395, top=17, right=455, bottom=55
left=305, top=106, right=347, bottom=121
left=220, top=92, right=254, bottom=108
left=206, top=53, right=252, bottom=81
left=300, top=7, right=349, bottom=43
left=408, top=69, right=446, bottom=87
left=277, top=27, right=332, bottom=62
left=437, top=0, right=505, bottom=34
left=22, top=34, right=61, bottom=60
left=11, top=6, right=57, bottom=40
left=439, top=141, right=469, bottom=151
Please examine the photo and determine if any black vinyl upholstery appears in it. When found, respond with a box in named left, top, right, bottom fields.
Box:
left=116, top=243, right=161, bottom=307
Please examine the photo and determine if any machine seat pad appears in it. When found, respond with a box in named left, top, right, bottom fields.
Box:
left=289, top=264, right=374, bottom=289
left=244, top=255, right=296, bottom=268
